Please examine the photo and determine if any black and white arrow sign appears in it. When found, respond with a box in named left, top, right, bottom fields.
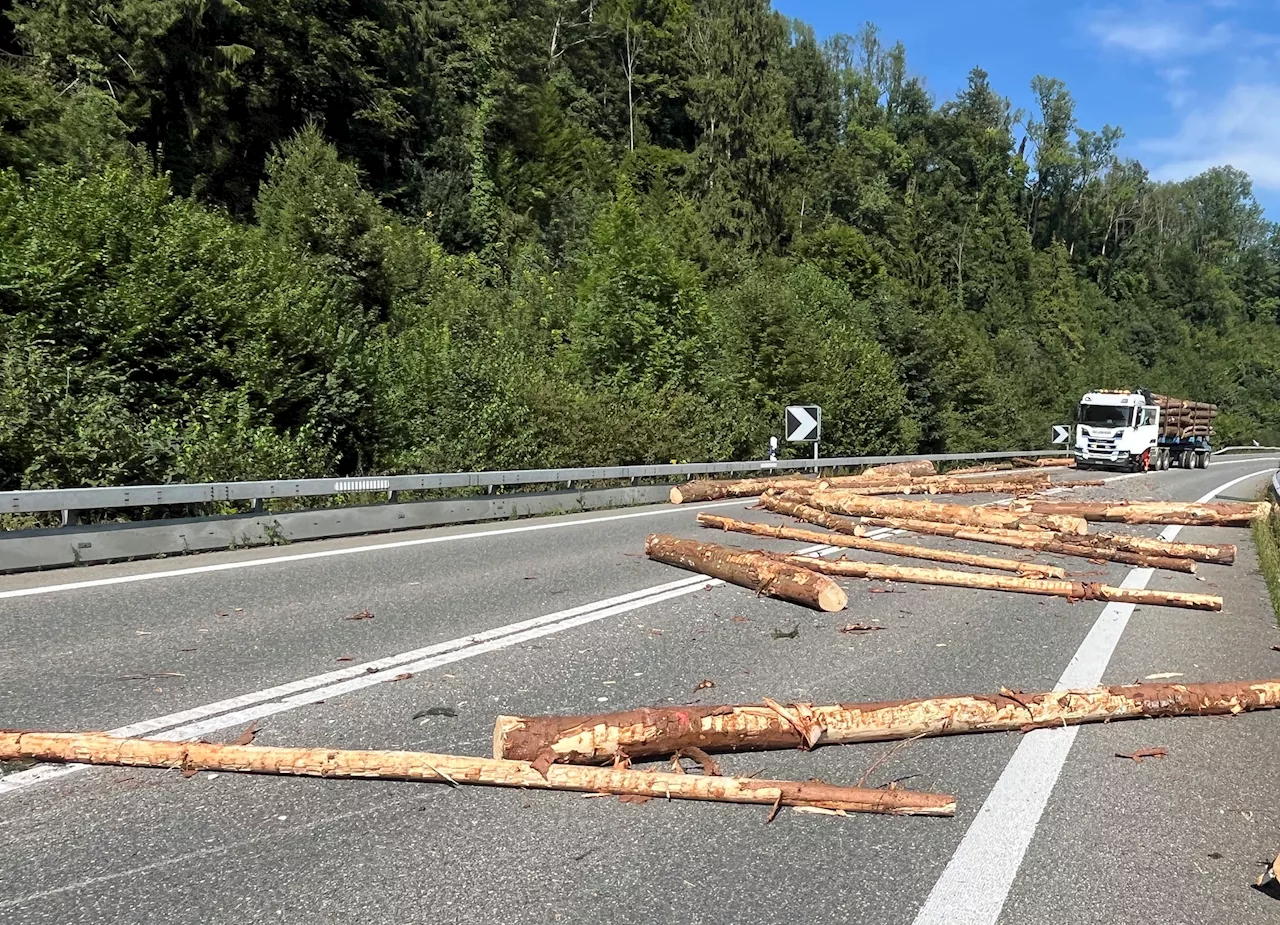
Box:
left=785, top=405, right=821, bottom=442
left=1052, top=424, right=1071, bottom=445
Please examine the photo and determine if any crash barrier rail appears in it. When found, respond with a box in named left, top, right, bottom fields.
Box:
left=3, top=447, right=1276, bottom=574
left=4, top=450, right=1065, bottom=519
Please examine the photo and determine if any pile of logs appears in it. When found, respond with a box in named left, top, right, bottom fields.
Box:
left=649, top=470, right=1269, bottom=616
left=1153, top=394, right=1218, bottom=439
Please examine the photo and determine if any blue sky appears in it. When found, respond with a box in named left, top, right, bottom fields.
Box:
left=772, top=0, right=1280, bottom=217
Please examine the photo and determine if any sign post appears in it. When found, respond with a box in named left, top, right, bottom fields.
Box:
left=785, top=405, right=822, bottom=471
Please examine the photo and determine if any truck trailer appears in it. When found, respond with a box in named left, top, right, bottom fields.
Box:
left=1073, top=389, right=1216, bottom=472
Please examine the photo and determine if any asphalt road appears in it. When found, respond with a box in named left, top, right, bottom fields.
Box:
left=1, top=457, right=1278, bottom=925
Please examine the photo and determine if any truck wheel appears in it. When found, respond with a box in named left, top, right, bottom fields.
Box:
left=1159, top=448, right=1171, bottom=470
left=1181, top=450, right=1194, bottom=469
left=1195, top=451, right=1209, bottom=469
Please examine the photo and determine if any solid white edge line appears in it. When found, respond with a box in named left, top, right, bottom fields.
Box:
left=910, top=466, right=1276, bottom=925
left=0, top=535, right=859, bottom=796
left=0, top=498, right=754, bottom=600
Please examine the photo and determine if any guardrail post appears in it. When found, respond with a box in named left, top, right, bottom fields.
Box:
left=250, top=498, right=265, bottom=515
left=387, top=490, right=401, bottom=503
left=61, top=509, right=77, bottom=528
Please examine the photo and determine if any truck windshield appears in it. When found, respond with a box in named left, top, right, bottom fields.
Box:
left=1077, top=404, right=1130, bottom=427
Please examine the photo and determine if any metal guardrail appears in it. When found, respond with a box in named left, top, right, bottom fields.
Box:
left=1218, top=445, right=1280, bottom=453
left=4, top=449, right=1063, bottom=517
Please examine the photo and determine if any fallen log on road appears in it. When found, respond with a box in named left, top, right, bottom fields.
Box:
left=493, top=679, right=1280, bottom=763
left=669, top=476, right=818, bottom=504
left=1063, top=531, right=1235, bottom=565
left=817, top=470, right=1050, bottom=491
left=787, top=490, right=1089, bottom=535
left=817, top=478, right=1058, bottom=497
left=1011, top=499, right=1272, bottom=526
left=855, top=517, right=1199, bottom=573
left=862, top=460, right=936, bottom=478
left=696, top=513, right=1065, bottom=579
left=644, top=533, right=847, bottom=612
left=775, top=554, right=1222, bottom=610
left=0, top=732, right=954, bottom=816
left=1014, top=457, right=1075, bottom=468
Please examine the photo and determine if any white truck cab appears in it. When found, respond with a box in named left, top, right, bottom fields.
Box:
left=1074, top=390, right=1159, bottom=471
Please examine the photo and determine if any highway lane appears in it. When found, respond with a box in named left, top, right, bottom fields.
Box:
left=0, top=457, right=1277, bottom=924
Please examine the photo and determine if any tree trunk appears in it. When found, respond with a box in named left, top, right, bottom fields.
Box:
left=1065, top=532, right=1234, bottom=565
left=696, top=513, right=1064, bottom=579
left=775, top=554, right=1221, bottom=610
left=0, top=732, right=955, bottom=816
left=644, top=533, right=846, bottom=612
left=816, top=478, right=1065, bottom=497
left=788, top=489, right=1089, bottom=535
left=817, top=470, right=1051, bottom=492
left=946, top=463, right=1014, bottom=475
left=1013, top=499, right=1271, bottom=526
left=669, top=476, right=817, bottom=504
left=493, top=679, right=1280, bottom=763
left=855, top=517, right=1197, bottom=573
left=1014, top=457, right=1074, bottom=468
left=861, top=460, right=936, bottom=479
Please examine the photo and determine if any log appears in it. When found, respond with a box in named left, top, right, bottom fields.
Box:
left=945, top=463, right=1013, bottom=475
left=817, top=470, right=1049, bottom=491
left=695, top=513, right=1065, bottom=579
left=644, top=533, right=847, bottom=612
left=1064, top=532, right=1234, bottom=565
left=815, top=479, right=1053, bottom=497
left=669, top=476, right=818, bottom=504
left=788, top=489, right=1089, bottom=535
left=862, top=460, right=936, bottom=478
left=493, top=679, right=1280, bottom=764
left=0, top=732, right=954, bottom=816
left=1013, top=499, right=1271, bottom=526
left=776, top=554, right=1222, bottom=610
left=854, top=517, right=1198, bottom=573
left=1014, top=457, right=1075, bottom=467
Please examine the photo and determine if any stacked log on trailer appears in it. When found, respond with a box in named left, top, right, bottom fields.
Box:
left=1152, top=393, right=1218, bottom=439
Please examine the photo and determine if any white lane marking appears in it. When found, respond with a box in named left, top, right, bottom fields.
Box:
left=911, top=467, right=1274, bottom=925
left=0, top=498, right=753, bottom=600
left=0, top=532, right=864, bottom=796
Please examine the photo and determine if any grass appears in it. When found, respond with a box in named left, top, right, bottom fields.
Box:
left=1253, top=487, right=1280, bottom=625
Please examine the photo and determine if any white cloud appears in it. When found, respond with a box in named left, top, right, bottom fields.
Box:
left=1146, top=83, right=1280, bottom=191
left=1088, top=4, right=1233, bottom=58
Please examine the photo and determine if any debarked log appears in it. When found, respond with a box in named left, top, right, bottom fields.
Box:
left=1012, top=499, right=1271, bottom=526
left=788, top=490, right=1089, bottom=535
left=0, top=732, right=955, bottom=816
left=493, top=679, right=1280, bottom=763
left=644, top=533, right=847, bottom=612
left=774, top=554, right=1222, bottom=611
left=854, top=516, right=1200, bottom=573
left=695, top=513, right=1064, bottom=579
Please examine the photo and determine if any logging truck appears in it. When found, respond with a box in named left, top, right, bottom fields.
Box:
left=1073, top=389, right=1216, bottom=472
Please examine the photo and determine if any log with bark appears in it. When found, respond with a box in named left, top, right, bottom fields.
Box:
left=786, top=489, right=1089, bottom=535
left=775, top=554, right=1221, bottom=610
left=1014, top=457, right=1075, bottom=467
left=0, top=732, right=955, bottom=816
left=669, top=476, right=818, bottom=505
left=861, top=460, right=937, bottom=478
left=853, top=516, right=1198, bottom=573
left=695, top=513, right=1065, bottom=579
left=816, top=477, right=1059, bottom=496
left=944, top=463, right=1014, bottom=475
left=817, top=470, right=1050, bottom=491
left=644, top=533, right=847, bottom=612
left=1063, top=531, right=1235, bottom=565
left=1011, top=499, right=1271, bottom=526
left=493, top=679, right=1280, bottom=764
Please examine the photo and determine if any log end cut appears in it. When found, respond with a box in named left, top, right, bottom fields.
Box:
left=816, top=582, right=849, bottom=614
left=669, top=485, right=686, bottom=505
left=492, top=715, right=525, bottom=760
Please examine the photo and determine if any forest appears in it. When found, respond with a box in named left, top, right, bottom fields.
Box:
left=2, top=0, right=1278, bottom=490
